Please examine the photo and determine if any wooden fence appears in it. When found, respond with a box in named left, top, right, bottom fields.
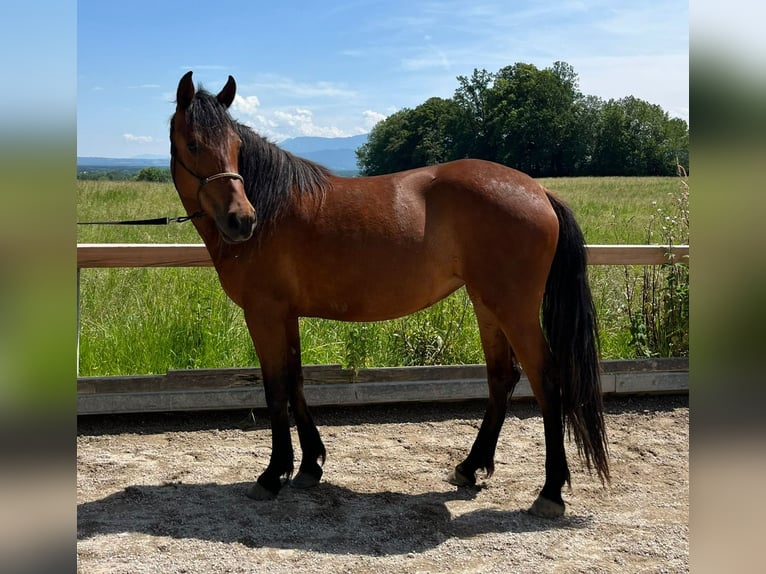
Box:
left=77, top=243, right=690, bottom=269
left=76, top=243, right=689, bottom=415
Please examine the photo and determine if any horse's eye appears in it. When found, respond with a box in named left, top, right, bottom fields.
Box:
left=187, top=141, right=199, bottom=154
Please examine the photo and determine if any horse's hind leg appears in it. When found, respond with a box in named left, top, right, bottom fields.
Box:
left=503, top=315, right=569, bottom=518
left=449, top=297, right=520, bottom=487
left=450, top=291, right=569, bottom=517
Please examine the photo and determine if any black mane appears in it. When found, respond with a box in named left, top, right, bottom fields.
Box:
left=235, top=121, right=331, bottom=233
left=181, top=88, right=332, bottom=235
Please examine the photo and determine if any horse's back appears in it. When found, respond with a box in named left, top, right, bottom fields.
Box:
left=426, top=159, right=560, bottom=257
left=430, top=159, right=555, bottom=217
left=315, top=157, right=560, bottom=271
left=329, top=158, right=556, bottom=237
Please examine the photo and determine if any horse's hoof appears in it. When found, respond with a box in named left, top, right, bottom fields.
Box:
left=447, top=466, right=474, bottom=487
left=527, top=495, right=565, bottom=518
left=246, top=482, right=277, bottom=501
left=290, top=471, right=320, bottom=489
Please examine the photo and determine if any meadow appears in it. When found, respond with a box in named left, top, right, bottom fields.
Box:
left=77, top=176, right=687, bottom=376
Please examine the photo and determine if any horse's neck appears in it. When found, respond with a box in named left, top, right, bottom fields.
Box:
left=190, top=217, right=253, bottom=307
left=177, top=193, right=225, bottom=261
left=191, top=218, right=225, bottom=259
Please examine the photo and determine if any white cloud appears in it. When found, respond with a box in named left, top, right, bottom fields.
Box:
left=273, top=108, right=314, bottom=126
left=226, top=77, right=383, bottom=140
left=232, top=90, right=349, bottom=137
left=362, top=110, right=387, bottom=129
left=123, top=133, right=154, bottom=144
left=271, top=108, right=348, bottom=138
left=225, top=76, right=377, bottom=140
left=236, top=105, right=382, bottom=141
left=303, top=125, right=349, bottom=138
left=231, top=94, right=261, bottom=116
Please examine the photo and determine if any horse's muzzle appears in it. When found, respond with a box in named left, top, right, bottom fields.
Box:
left=220, top=211, right=256, bottom=244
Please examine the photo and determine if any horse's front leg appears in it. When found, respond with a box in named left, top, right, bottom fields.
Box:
left=243, top=308, right=296, bottom=501
left=284, top=316, right=326, bottom=489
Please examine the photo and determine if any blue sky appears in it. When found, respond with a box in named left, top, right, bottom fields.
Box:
left=77, top=0, right=689, bottom=158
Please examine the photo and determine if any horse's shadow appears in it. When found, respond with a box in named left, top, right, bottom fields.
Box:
left=77, top=480, right=591, bottom=556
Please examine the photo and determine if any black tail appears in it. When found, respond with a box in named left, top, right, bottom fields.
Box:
left=542, top=192, right=610, bottom=483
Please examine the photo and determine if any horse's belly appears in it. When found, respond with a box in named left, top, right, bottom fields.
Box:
left=299, top=266, right=464, bottom=322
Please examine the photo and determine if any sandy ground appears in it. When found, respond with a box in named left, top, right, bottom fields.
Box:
left=77, top=395, right=688, bottom=573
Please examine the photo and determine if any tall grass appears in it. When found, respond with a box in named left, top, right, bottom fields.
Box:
left=77, top=177, right=684, bottom=376
left=623, top=166, right=690, bottom=357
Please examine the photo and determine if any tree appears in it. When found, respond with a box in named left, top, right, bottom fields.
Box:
left=591, top=97, right=685, bottom=176
left=356, top=109, right=416, bottom=175
left=357, top=98, right=465, bottom=175
left=485, top=62, right=583, bottom=177
left=409, top=97, right=464, bottom=167
left=135, top=167, right=172, bottom=182
left=452, top=68, right=497, bottom=160
left=569, top=94, right=604, bottom=175
left=357, top=61, right=688, bottom=177
left=663, top=117, right=689, bottom=170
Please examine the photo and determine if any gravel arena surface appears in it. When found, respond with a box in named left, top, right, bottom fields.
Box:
left=77, top=395, right=688, bottom=573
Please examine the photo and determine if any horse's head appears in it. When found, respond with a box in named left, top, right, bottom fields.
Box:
left=171, top=71, right=256, bottom=244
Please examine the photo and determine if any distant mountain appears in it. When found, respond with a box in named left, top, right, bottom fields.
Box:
left=279, top=134, right=367, bottom=172
left=279, top=134, right=368, bottom=154
left=77, top=156, right=170, bottom=168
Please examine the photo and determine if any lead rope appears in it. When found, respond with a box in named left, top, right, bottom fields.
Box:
left=76, top=212, right=205, bottom=226
left=78, top=151, right=244, bottom=226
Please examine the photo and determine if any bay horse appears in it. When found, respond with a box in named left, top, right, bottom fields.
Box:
left=170, top=71, right=608, bottom=517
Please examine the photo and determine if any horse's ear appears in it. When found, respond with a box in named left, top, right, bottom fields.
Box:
left=177, top=71, right=195, bottom=111
left=217, top=75, right=236, bottom=108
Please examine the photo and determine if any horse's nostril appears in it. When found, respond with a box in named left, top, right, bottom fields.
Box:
left=226, top=212, right=255, bottom=239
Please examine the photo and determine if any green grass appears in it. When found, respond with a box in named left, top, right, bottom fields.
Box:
left=77, top=180, right=202, bottom=244
left=77, top=177, right=685, bottom=376
left=539, top=176, right=680, bottom=244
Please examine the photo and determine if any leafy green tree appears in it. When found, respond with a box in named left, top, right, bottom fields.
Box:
left=356, top=60, right=688, bottom=177
left=452, top=68, right=496, bottom=160
left=592, top=97, right=684, bottom=176
left=357, top=98, right=465, bottom=175
left=135, top=167, right=172, bottom=182
left=356, top=109, right=416, bottom=175
left=590, top=100, right=627, bottom=175
left=663, top=117, right=689, bottom=170
left=486, top=62, right=582, bottom=176
left=569, top=94, right=605, bottom=175
left=410, top=97, right=464, bottom=166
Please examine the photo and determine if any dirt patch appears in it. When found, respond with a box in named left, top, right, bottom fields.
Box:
left=77, top=395, right=688, bottom=573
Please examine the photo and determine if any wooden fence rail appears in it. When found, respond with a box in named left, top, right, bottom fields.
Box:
left=76, top=243, right=689, bottom=414
left=77, top=243, right=689, bottom=268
